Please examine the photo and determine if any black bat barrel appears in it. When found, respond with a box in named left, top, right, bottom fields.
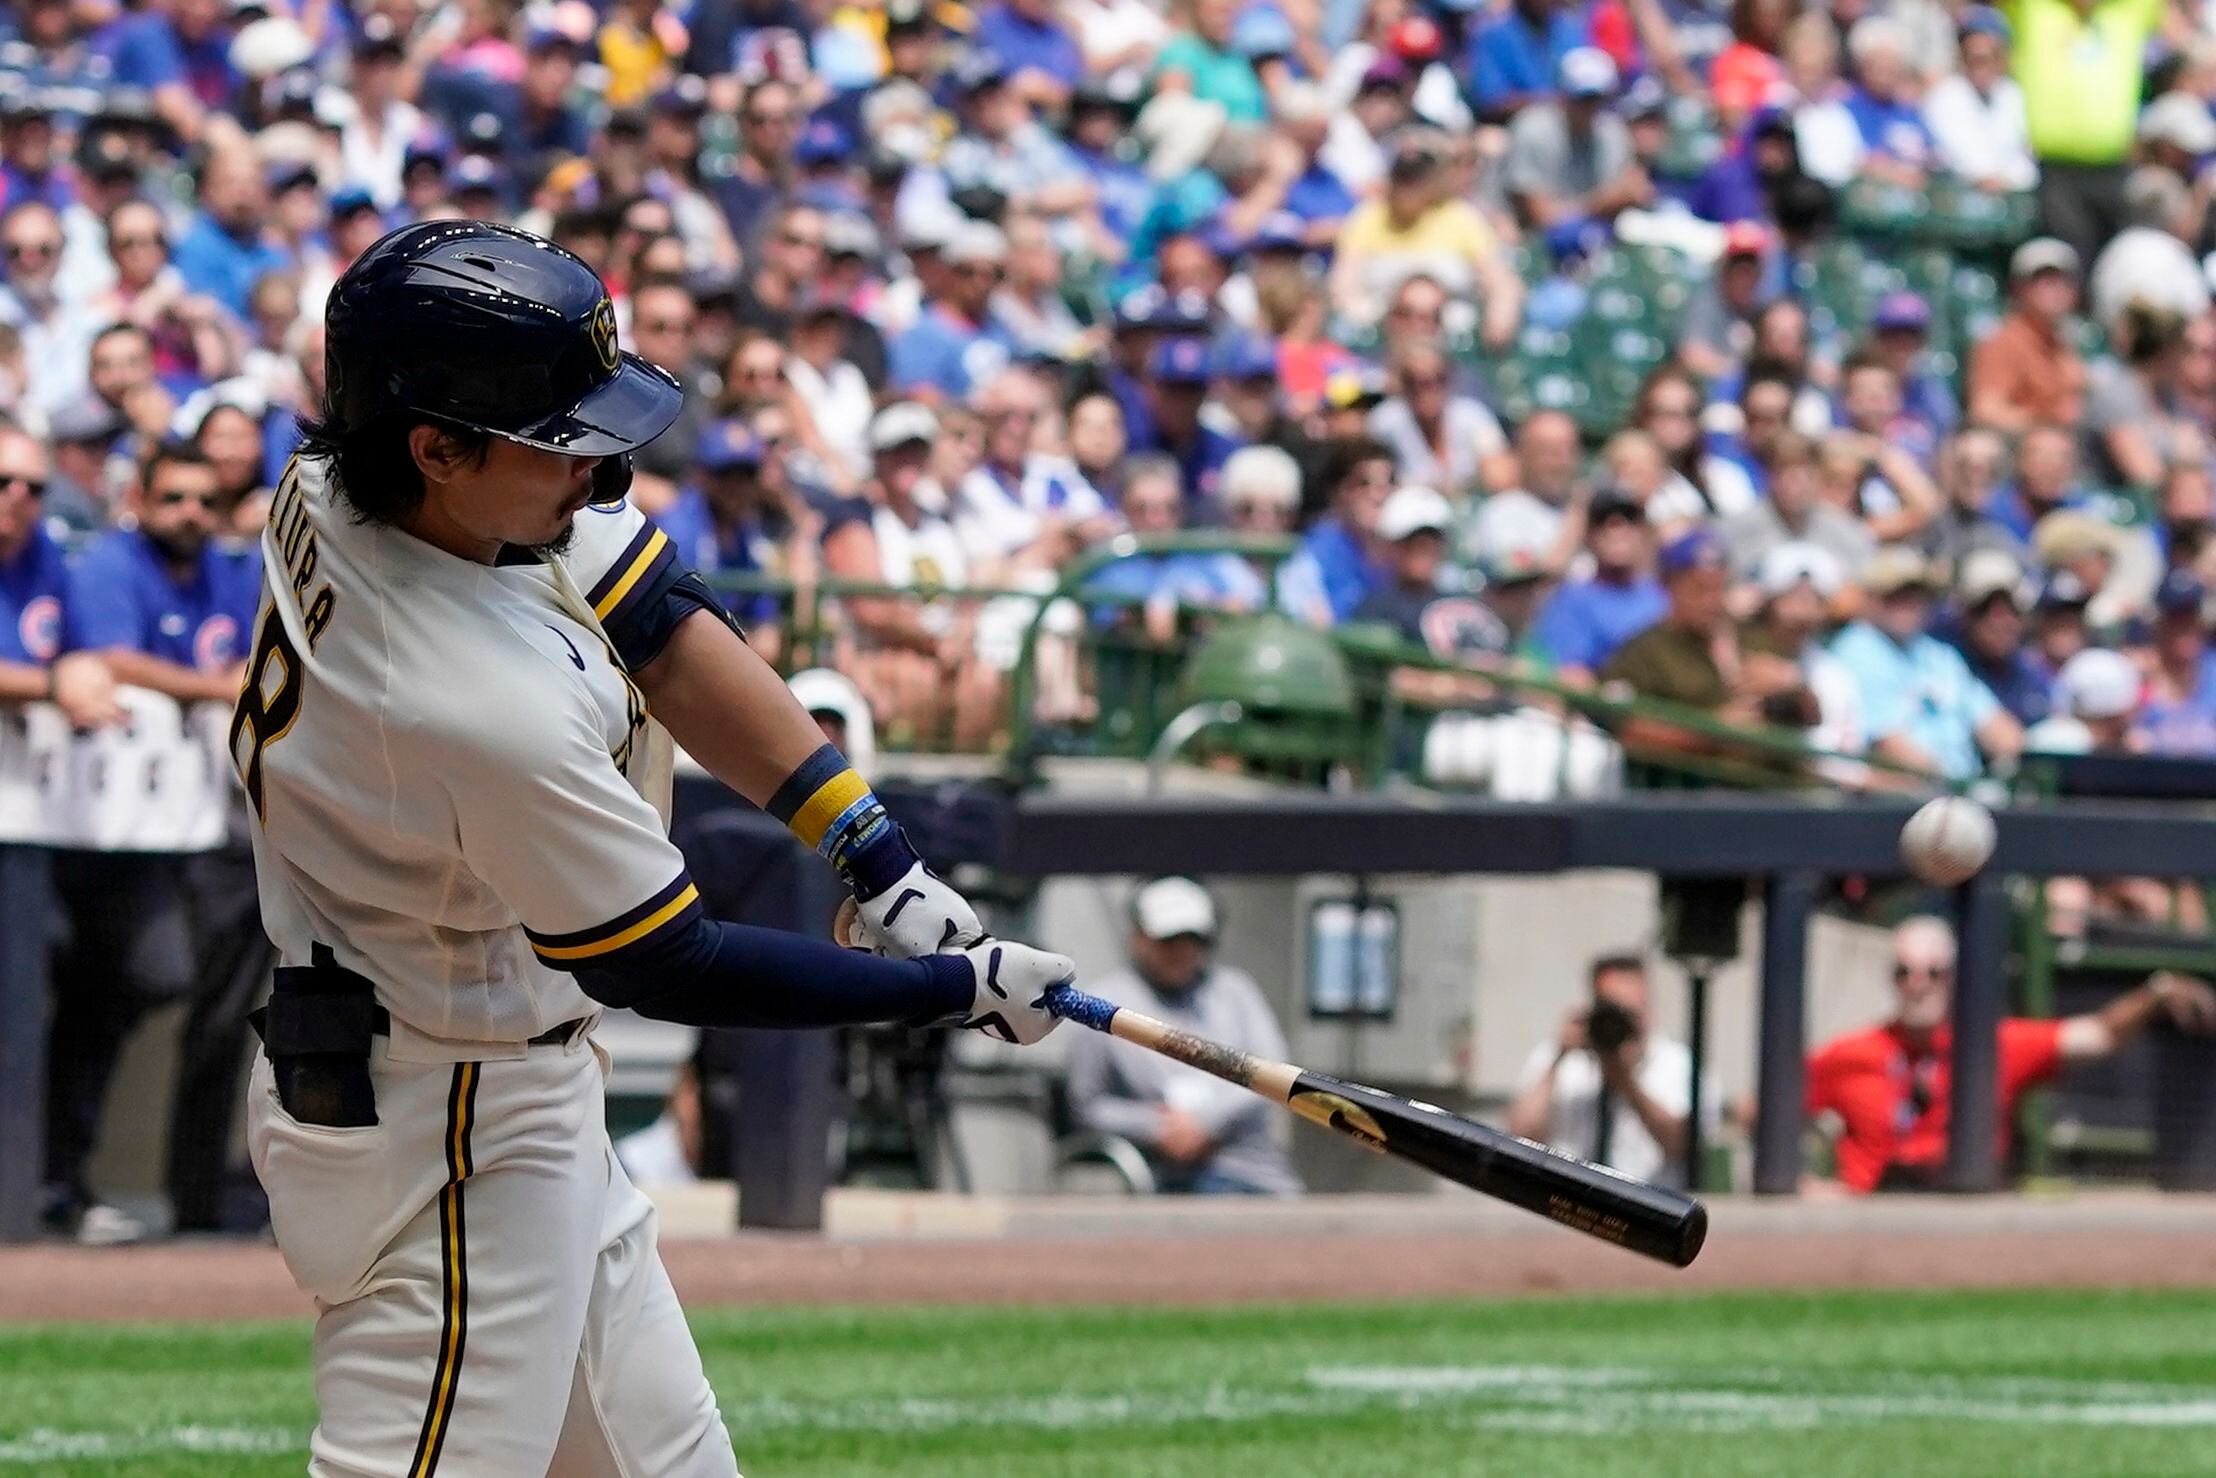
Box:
left=1288, top=1072, right=1709, bottom=1267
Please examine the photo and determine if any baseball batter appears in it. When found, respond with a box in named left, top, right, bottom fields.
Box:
left=232, top=221, right=1070, bottom=1476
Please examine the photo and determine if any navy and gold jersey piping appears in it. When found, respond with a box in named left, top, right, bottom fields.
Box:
left=523, top=872, right=702, bottom=967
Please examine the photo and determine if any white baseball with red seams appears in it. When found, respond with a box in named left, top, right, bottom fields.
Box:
left=1899, top=796, right=1998, bottom=887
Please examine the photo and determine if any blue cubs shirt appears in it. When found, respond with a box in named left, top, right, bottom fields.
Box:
left=0, top=522, right=68, bottom=664
left=63, top=528, right=262, bottom=668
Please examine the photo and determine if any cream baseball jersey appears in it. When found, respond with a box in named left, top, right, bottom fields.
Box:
left=231, top=458, right=702, bottom=1060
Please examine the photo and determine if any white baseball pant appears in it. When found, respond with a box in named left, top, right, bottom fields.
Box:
left=247, top=1028, right=741, bottom=1477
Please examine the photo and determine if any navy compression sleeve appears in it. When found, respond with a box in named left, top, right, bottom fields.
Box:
left=571, top=913, right=974, bottom=1028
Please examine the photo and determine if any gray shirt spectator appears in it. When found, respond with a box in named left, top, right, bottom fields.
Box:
left=1064, top=878, right=1302, bottom=1195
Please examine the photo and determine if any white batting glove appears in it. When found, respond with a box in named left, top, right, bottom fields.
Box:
left=855, top=859, right=986, bottom=958
left=942, top=938, right=1073, bottom=1046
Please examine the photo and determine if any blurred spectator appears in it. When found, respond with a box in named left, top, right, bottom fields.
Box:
left=624, top=279, right=711, bottom=507
left=0, top=200, right=100, bottom=418
left=1064, top=390, right=1132, bottom=504
left=1332, top=129, right=1522, bottom=344
left=1841, top=17, right=1938, bottom=187
left=1636, top=365, right=1754, bottom=523
left=170, top=147, right=286, bottom=321
left=953, top=368, right=1114, bottom=571
left=1353, top=483, right=1519, bottom=664
left=1947, top=548, right=2052, bottom=726
left=2137, top=570, right=2216, bottom=755
left=1466, top=0, right=1592, bottom=123
left=890, top=220, right=1015, bottom=402
left=1603, top=527, right=1773, bottom=750
left=1781, top=13, right=1863, bottom=190
left=2025, top=642, right=2142, bottom=753
left=787, top=296, right=876, bottom=486
left=2032, top=568, right=2097, bottom=679
left=1925, top=426, right=2024, bottom=569
left=1724, top=429, right=1878, bottom=579
left=1509, top=953, right=1713, bottom=1192
left=1139, top=337, right=1245, bottom=506
left=1830, top=547, right=2022, bottom=779
left=1968, top=238, right=2086, bottom=433
left=1473, top=408, right=1587, bottom=576
left=1089, top=454, right=1267, bottom=638
left=1709, top=0, right=1792, bottom=134
left=0, top=423, right=114, bottom=726
left=46, top=443, right=256, bottom=1243
left=2089, top=164, right=2212, bottom=328
left=1806, top=918, right=2216, bottom=1194
left=653, top=421, right=796, bottom=661
left=1922, top=7, right=2036, bottom=193
left=1369, top=338, right=1515, bottom=499
left=1742, top=542, right=1866, bottom=768
left=1988, top=421, right=2089, bottom=541
left=2013, top=0, right=2166, bottom=266
left=1065, top=878, right=1302, bottom=1194
left=1860, top=293, right=1959, bottom=451
left=1679, top=223, right=1775, bottom=381
left=1502, top=49, right=1652, bottom=231
left=2083, top=301, right=2207, bottom=491
left=714, top=78, right=799, bottom=243
left=1533, top=488, right=1665, bottom=682
left=1281, top=435, right=1394, bottom=624
left=1154, top=0, right=1269, bottom=123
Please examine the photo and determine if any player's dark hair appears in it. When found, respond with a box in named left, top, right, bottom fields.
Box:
left=294, top=406, right=493, bottom=528
left=1588, top=953, right=1646, bottom=990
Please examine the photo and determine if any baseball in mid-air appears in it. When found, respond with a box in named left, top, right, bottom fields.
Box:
left=1900, top=795, right=1997, bottom=886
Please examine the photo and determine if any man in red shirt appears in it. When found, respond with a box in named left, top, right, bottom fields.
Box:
left=1806, top=916, right=2216, bottom=1192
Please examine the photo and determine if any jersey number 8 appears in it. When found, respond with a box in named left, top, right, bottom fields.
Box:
left=229, top=607, right=305, bottom=821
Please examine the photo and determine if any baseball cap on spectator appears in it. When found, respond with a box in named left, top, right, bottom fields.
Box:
left=823, top=212, right=880, bottom=259
left=2010, top=237, right=2081, bottom=282
left=49, top=396, right=123, bottom=446
left=1758, top=541, right=1845, bottom=600
left=1618, top=75, right=1669, bottom=122
left=954, top=49, right=1012, bottom=95
left=1160, top=289, right=1215, bottom=335
left=2036, top=569, right=2093, bottom=611
left=0, top=84, right=53, bottom=123
left=265, top=156, right=318, bottom=195
left=942, top=220, right=1009, bottom=267
left=1722, top=221, right=1772, bottom=260
left=603, top=106, right=648, bottom=139
left=1958, top=5, right=2011, bottom=40
left=1244, top=211, right=1307, bottom=257
left=1131, top=876, right=1217, bottom=941
left=1220, top=444, right=1303, bottom=513
left=1214, top=332, right=1279, bottom=381
left=1558, top=47, right=1620, bottom=99
left=1149, top=337, right=1213, bottom=385
left=1386, top=15, right=1444, bottom=61
left=233, top=16, right=315, bottom=78
left=695, top=420, right=765, bottom=473
left=1587, top=487, right=1646, bottom=525
left=2156, top=568, right=2208, bottom=618
left=449, top=154, right=507, bottom=197
left=1377, top=485, right=1454, bottom=542
left=329, top=186, right=380, bottom=221
left=352, top=15, right=406, bottom=56
left=1112, top=283, right=1168, bottom=331
left=1863, top=545, right=1939, bottom=596
left=525, top=24, right=583, bottom=54
left=2058, top=648, right=2140, bottom=719
left=870, top=401, right=940, bottom=451
left=1872, top=291, right=1932, bottom=336
left=76, top=130, right=139, bottom=184
left=899, top=197, right=966, bottom=253
left=652, top=76, right=709, bottom=117
left=885, top=0, right=936, bottom=31
left=1321, top=362, right=1390, bottom=411
left=2138, top=93, right=2216, bottom=156
left=2034, top=510, right=2123, bottom=568
left=1358, top=58, right=1413, bottom=94
left=1957, top=547, right=2028, bottom=609
left=403, top=136, right=451, bottom=175
left=1233, top=6, right=1298, bottom=58
left=794, top=118, right=855, bottom=167
left=1478, top=496, right=1558, bottom=583
left=1659, top=525, right=1727, bottom=578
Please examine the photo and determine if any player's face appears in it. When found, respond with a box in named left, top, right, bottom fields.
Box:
left=426, top=433, right=605, bottom=556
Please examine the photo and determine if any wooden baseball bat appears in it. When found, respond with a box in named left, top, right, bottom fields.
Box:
left=1044, top=984, right=1709, bottom=1268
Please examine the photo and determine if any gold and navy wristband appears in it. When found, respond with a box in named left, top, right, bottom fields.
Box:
left=766, top=743, right=911, bottom=895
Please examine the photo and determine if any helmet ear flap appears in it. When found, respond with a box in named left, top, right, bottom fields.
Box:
left=589, top=451, right=634, bottom=506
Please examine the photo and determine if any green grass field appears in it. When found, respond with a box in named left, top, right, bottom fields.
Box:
left=7, top=1288, right=2216, bottom=1476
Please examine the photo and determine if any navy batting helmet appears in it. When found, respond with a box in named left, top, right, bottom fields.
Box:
left=324, top=220, right=682, bottom=462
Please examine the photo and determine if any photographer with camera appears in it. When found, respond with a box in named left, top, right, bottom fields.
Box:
left=1506, top=953, right=1714, bottom=1191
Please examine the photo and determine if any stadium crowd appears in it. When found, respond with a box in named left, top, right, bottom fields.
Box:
left=5, top=0, right=2216, bottom=1230
left=4, top=0, right=2216, bottom=773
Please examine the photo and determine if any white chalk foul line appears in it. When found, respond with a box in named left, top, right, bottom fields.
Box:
left=10, top=1365, right=2216, bottom=1463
